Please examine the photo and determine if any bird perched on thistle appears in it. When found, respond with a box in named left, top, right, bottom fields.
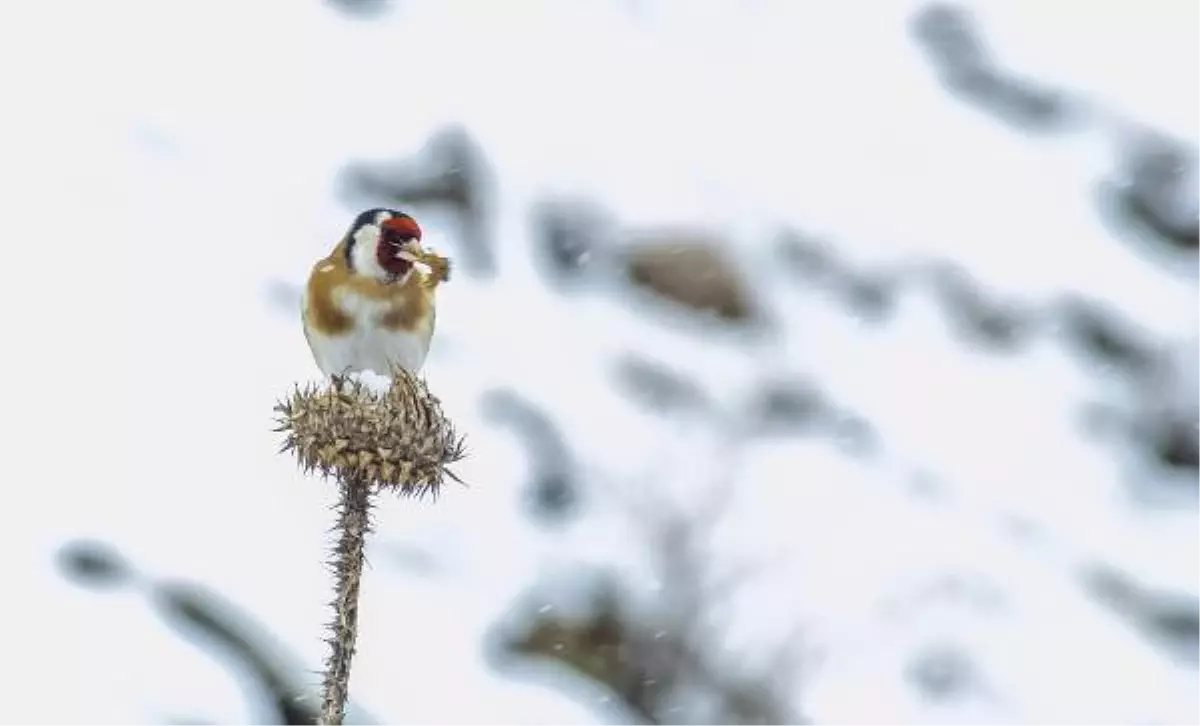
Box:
left=302, top=208, right=451, bottom=378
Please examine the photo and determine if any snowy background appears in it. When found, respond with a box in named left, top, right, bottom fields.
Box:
left=1, top=0, right=1196, bottom=723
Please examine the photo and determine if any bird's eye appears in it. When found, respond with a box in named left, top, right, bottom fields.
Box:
left=381, top=229, right=405, bottom=248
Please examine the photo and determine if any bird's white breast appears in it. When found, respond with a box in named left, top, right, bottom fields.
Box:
left=303, top=286, right=433, bottom=378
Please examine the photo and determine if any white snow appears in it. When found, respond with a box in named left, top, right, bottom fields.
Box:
left=0, top=0, right=1194, bottom=723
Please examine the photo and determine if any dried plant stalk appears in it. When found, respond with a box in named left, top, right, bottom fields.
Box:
left=321, top=474, right=371, bottom=725
left=274, top=366, right=466, bottom=724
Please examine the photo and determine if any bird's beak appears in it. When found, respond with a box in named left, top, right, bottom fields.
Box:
left=394, top=238, right=421, bottom=262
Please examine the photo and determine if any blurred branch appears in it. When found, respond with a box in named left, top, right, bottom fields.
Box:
left=1054, top=295, right=1155, bottom=378
left=529, top=197, right=615, bottom=286
left=905, top=642, right=986, bottom=704
left=775, top=229, right=838, bottom=283
left=1102, top=134, right=1199, bottom=253
left=922, top=262, right=1041, bottom=352
left=481, top=389, right=581, bottom=524
left=323, top=0, right=394, bottom=19
left=1082, top=565, right=1200, bottom=665
left=612, top=354, right=714, bottom=418
left=155, top=581, right=322, bottom=726
left=58, top=540, right=327, bottom=725
left=58, top=539, right=133, bottom=590
left=910, top=3, right=1078, bottom=133
left=495, top=484, right=806, bottom=723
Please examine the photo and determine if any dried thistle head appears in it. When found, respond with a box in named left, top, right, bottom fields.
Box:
left=275, top=366, right=466, bottom=497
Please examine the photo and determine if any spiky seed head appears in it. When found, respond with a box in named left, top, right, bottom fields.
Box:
left=274, top=365, right=466, bottom=497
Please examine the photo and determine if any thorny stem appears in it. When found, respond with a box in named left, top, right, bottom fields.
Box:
left=321, top=474, right=374, bottom=725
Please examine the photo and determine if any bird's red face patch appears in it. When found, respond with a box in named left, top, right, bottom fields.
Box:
left=376, top=215, right=423, bottom=277
left=381, top=215, right=422, bottom=241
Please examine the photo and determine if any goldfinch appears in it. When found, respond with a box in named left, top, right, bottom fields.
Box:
left=302, top=208, right=450, bottom=378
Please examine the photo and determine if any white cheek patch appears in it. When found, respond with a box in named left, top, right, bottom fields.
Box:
left=350, top=224, right=390, bottom=280
left=353, top=223, right=379, bottom=250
